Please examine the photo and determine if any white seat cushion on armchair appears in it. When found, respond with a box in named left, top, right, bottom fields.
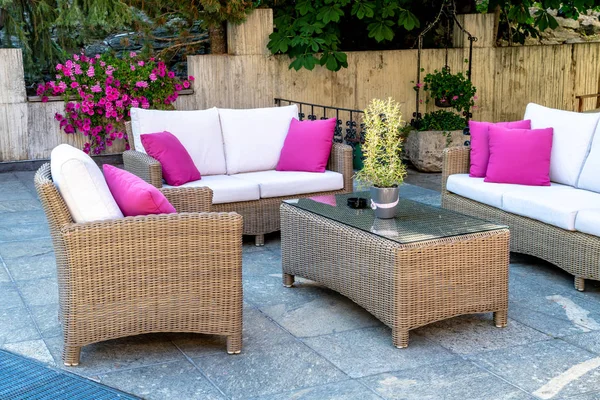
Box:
left=218, top=105, right=299, bottom=175
left=233, top=170, right=344, bottom=198
left=130, top=107, right=227, bottom=176
left=524, top=103, right=600, bottom=187
left=51, top=144, right=123, bottom=223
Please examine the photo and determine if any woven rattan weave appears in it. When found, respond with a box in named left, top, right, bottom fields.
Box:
left=124, top=122, right=353, bottom=245
left=441, top=146, right=600, bottom=292
left=34, top=164, right=243, bottom=366
left=280, top=195, right=509, bottom=348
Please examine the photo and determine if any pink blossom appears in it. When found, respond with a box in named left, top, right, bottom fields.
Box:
left=100, top=61, right=106, bottom=67
left=58, top=81, right=67, bottom=91
left=175, top=84, right=183, bottom=91
left=188, top=76, right=195, bottom=81
left=168, top=71, right=175, bottom=78
left=95, top=54, right=101, bottom=59
left=129, top=51, right=137, bottom=58
left=149, top=73, right=157, bottom=81
left=56, top=64, right=63, bottom=71
left=54, top=113, right=63, bottom=122
left=183, top=81, right=190, bottom=89
left=138, top=60, right=145, bottom=66
left=74, top=64, right=83, bottom=75
left=41, top=96, right=49, bottom=103
left=452, top=95, right=459, bottom=100
left=73, top=54, right=80, bottom=61
left=473, top=95, right=478, bottom=100
left=87, top=66, right=95, bottom=77
left=472, top=105, right=479, bottom=109
left=135, top=81, right=148, bottom=88
left=416, top=82, right=423, bottom=88
left=91, top=84, right=102, bottom=93
left=130, top=64, right=136, bottom=71
left=131, top=100, right=139, bottom=108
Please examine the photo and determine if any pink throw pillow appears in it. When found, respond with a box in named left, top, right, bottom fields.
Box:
left=141, top=131, right=200, bottom=186
left=276, top=118, right=336, bottom=173
left=469, top=120, right=531, bottom=177
left=103, top=165, right=177, bottom=216
left=484, top=126, right=553, bottom=186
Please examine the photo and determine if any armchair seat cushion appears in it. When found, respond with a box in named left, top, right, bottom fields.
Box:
left=575, top=209, right=600, bottom=237
left=502, top=186, right=600, bottom=230
left=233, top=170, right=344, bottom=199
left=164, top=175, right=260, bottom=204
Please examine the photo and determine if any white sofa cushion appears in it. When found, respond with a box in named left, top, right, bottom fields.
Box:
left=447, top=174, right=518, bottom=209
left=577, top=118, right=600, bottom=192
left=218, top=105, right=299, bottom=175
left=50, top=144, right=123, bottom=223
left=502, top=186, right=600, bottom=230
left=575, top=209, right=600, bottom=237
left=164, top=175, right=260, bottom=204
left=233, top=170, right=344, bottom=198
left=524, top=103, right=600, bottom=186
left=130, top=107, right=227, bottom=176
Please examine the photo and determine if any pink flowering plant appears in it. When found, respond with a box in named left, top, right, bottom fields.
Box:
left=37, top=51, right=194, bottom=154
left=416, top=66, right=476, bottom=114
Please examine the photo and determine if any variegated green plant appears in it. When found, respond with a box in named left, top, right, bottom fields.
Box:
left=354, top=98, right=407, bottom=188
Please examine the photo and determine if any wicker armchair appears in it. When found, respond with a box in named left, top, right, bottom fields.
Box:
left=123, top=122, right=354, bottom=245
left=34, top=164, right=243, bottom=366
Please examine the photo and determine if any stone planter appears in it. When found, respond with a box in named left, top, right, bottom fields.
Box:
left=404, top=130, right=467, bottom=172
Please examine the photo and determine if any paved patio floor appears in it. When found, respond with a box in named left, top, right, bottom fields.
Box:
left=2, top=169, right=600, bottom=400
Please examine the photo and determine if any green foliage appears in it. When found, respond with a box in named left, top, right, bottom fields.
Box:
left=1, top=0, right=254, bottom=84
left=267, top=0, right=419, bottom=72
left=354, top=98, right=407, bottom=188
left=490, top=0, right=600, bottom=44
left=420, top=66, right=477, bottom=114
left=418, top=110, right=466, bottom=131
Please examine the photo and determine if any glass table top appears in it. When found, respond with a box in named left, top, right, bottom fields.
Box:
left=284, top=191, right=507, bottom=244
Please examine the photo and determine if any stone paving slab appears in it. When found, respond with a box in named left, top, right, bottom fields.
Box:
left=250, top=380, right=382, bottom=400
left=468, top=340, right=600, bottom=399
left=302, top=327, right=456, bottom=378
left=99, top=361, right=226, bottom=400
left=360, top=359, right=534, bottom=400
left=193, top=340, right=348, bottom=400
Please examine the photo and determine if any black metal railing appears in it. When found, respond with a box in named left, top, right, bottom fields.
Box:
left=274, top=98, right=365, bottom=146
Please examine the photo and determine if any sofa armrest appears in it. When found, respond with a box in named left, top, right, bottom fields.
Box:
left=123, top=150, right=163, bottom=188
left=442, top=146, right=470, bottom=192
left=328, top=143, right=354, bottom=191
left=160, top=187, right=213, bottom=213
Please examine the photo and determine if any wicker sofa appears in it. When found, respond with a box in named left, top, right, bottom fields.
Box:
left=123, top=106, right=354, bottom=246
left=35, top=163, right=243, bottom=365
left=442, top=103, right=600, bottom=291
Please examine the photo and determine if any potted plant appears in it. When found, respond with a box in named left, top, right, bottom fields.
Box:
left=355, top=98, right=407, bottom=219
left=421, top=66, right=476, bottom=114
left=405, top=110, right=467, bottom=172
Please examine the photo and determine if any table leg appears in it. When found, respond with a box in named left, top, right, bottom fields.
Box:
left=494, top=310, right=508, bottom=328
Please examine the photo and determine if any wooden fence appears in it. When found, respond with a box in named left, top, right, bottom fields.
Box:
left=1, top=10, right=599, bottom=162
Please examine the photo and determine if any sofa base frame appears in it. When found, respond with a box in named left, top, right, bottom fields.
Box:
left=442, top=192, right=600, bottom=291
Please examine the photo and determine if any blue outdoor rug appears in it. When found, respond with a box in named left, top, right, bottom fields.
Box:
left=0, top=349, right=140, bottom=400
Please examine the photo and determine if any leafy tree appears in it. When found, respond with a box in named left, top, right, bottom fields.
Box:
left=267, top=0, right=600, bottom=72
left=488, top=0, right=600, bottom=45
left=0, top=0, right=255, bottom=85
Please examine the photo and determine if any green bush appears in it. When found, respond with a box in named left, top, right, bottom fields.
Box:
left=418, top=110, right=466, bottom=131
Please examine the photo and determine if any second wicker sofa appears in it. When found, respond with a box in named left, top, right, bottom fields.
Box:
left=123, top=105, right=354, bottom=245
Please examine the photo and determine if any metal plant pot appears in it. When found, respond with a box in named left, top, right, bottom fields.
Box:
left=370, top=186, right=399, bottom=219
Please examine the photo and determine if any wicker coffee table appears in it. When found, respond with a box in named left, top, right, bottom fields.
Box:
left=280, top=192, right=510, bottom=348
